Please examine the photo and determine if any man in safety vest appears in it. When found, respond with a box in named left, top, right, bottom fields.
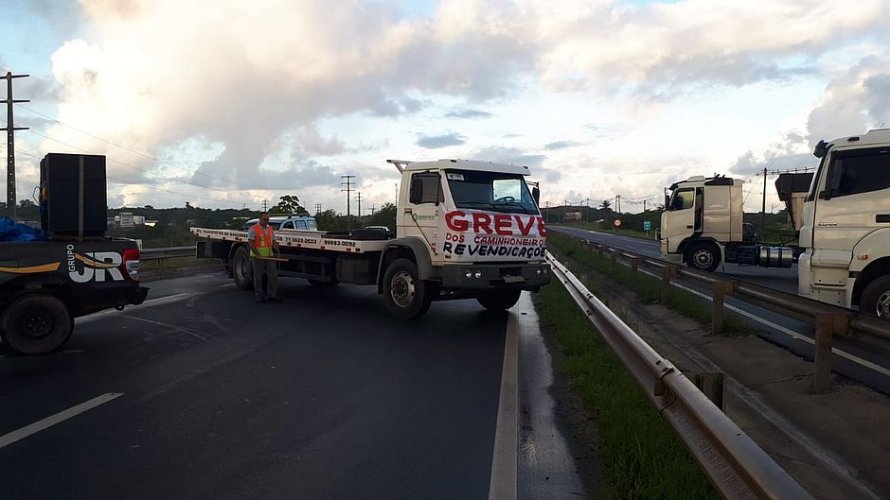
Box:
left=249, top=212, right=281, bottom=302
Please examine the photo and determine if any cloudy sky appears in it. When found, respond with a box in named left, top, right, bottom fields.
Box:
left=2, top=0, right=889, bottom=215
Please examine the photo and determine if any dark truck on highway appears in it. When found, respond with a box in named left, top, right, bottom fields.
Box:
left=0, top=152, right=149, bottom=354
left=0, top=238, right=148, bottom=354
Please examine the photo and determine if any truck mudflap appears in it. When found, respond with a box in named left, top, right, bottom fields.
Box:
left=440, top=263, right=551, bottom=290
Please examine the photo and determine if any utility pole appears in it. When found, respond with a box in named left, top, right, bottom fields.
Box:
left=262, top=199, right=268, bottom=211
left=643, top=199, right=647, bottom=212
left=761, top=167, right=767, bottom=233
left=356, top=192, right=362, bottom=225
left=341, top=175, right=355, bottom=227
left=371, top=203, right=376, bottom=215
left=315, top=203, right=321, bottom=215
left=615, top=194, right=621, bottom=214
left=2, top=72, right=29, bottom=219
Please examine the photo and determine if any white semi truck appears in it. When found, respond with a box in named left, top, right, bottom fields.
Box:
left=192, top=159, right=551, bottom=318
left=661, top=129, right=890, bottom=318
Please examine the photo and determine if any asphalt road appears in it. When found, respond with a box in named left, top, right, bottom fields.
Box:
left=1, top=271, right=587, bottom=500
left=0, top=272, right=555, bottom=500
left=552, top=226, right=799, bottom=293
left=550, top=226, right=890, bottom=395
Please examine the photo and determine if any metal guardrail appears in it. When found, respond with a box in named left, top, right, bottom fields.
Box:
left=547, top=253, right=812, bottom=499
left=574, top=237, right=889, bottom=341
left=140, top=246, right=194, bottom=260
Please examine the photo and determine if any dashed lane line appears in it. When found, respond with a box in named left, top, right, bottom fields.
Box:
left=0, top=393, right=123, bottom=450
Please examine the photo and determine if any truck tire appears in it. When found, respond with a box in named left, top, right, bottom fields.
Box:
left=860, top=275, right=890, bottom=319
left=382, top=258, right=432, bottom=319
left=477, top=290, right=522, bottom=311
left=0, top=294, right=73, bottom=355
left=687, top=242, right=720, bottom=272
left=232, top=246, right=254, bottom=290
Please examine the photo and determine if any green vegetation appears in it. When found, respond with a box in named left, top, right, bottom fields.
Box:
left=538, top=278, right=719, bottom=499
left=547, top=232, right=751, bottom=334
left=101, top=197, right=398, bottom=248
left=537, top=231, right=758, bottom=497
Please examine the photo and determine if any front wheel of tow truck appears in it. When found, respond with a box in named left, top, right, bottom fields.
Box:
left=382, top=258, right=432, bottom=319
left=232, top=246, right=254, bottom=290
left=477, top=289, right=522, bottom=311
left=860, top=275, right=890, bottom=320
left=0, top=294, right=73, bottom=355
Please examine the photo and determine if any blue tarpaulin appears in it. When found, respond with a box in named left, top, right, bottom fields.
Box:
left=0, top=217, right=46, bottom=242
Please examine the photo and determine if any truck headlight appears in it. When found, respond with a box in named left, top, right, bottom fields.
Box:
left=474, top=270, right=482, bottom=278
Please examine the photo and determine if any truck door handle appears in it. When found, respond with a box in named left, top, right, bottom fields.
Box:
left=686, top=225, right=693, bottom=229
left=404, top=208, right=413, bottom=214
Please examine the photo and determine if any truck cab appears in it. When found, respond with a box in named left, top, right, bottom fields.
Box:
left=660, top=176, right=747, bottom=271
left=799, top=129, right=890, bottom=317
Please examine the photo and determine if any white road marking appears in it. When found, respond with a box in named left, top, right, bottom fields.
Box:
left=0, top=393, right=123, bottom=450
left=488, top=310, right=519, bottom=500
left=75, top=293, right=197, bottom=325
left=678, top=281, right=890, bottom=378
left=637, top=268, right=890, bottom=378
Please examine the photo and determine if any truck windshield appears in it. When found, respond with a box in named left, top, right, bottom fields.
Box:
left=445, top=170, right=538, bottom=214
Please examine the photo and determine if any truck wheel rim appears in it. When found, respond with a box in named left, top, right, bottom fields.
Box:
left=21, top=311, right=53, bottom=339
left=877, top=290, right=890, bottom=319
left=390, top=271, right=415, bottom=308
left=693, top=250, right=713, bottom=268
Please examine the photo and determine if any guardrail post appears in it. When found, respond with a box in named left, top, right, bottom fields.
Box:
left=694, top=372, right=725, bottom=410
left=711, top=281, right=733, bottom=335
left=812, top=313, right=834, bottom=393
left=660, top=266, right=676, bottom=305
left=610, top=249, right=617, bottom=270
left=629, top=257, right=639, bottom=279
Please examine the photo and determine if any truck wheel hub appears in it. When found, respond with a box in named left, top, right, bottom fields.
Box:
left=877, top=290, right=890, bottom=318
left=22, top=312, right=53, bottom=339
left=390, top=271, right=415, bottom=307
left=693, top=250, right=713, bottom=267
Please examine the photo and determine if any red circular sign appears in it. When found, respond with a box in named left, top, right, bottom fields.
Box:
left=613, top=219, right=622, bottom=227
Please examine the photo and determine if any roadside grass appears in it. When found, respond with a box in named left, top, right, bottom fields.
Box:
left=538, top=280, right=718, bottom=499
left=549, top=232, right=752, bottom=335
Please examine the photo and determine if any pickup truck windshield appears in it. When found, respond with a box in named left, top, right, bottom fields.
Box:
left=446, top=170, right=538, bottom=214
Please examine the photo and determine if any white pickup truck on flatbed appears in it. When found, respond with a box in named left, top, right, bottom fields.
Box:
left=191, top=159, right=551, bottom=318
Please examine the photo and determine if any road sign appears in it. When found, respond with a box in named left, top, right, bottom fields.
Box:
left=643, top=220, right=652, bottom=231
left=613, top=219, right=622, bottom=227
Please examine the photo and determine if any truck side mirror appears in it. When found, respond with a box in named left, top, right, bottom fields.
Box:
left=532, top=186, right=540, bottom=206
left=409, top=177, right=423, bottom=204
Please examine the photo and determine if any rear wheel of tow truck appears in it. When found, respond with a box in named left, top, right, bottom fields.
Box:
left=0, top=294, right=73, bottom=355
left=382, top=258, right=432, bottom=319
left=477, top=289, right=522, bottom=311
left=686, top=242, right=720, bottom=272
left=860, top=275, right=890, bottom=320
left=232, top=246, right=254, bottom=290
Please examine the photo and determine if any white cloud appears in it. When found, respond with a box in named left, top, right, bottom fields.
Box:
left=9, top=0, right=888, bottom=213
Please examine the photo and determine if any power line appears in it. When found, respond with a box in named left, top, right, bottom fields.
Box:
left=23, top=128, right=246, bottom=209
left=14, top=102, right=286, bottom=192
